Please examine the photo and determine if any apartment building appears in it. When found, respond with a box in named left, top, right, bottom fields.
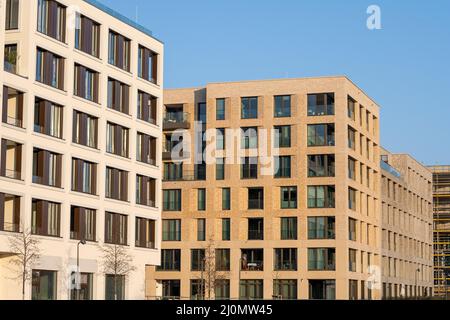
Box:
left=0, top=0, right=163, bottom=300
left=380, top=151, right=433, bottom=299
left=144, top=77, right=433, bottom=300
left=429, top=165, right=450, bottom=298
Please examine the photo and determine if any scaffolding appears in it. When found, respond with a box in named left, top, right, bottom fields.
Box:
left=429, top=166, right=450, bottom=299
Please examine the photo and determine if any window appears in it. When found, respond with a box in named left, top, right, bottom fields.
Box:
left=308, top=248, right=336, bottom=271
left=349, top=187, right=357, bottom=210
left=274, top=156, right=291, bottom=178
left=248, top=188, right=264, bottom=209
left=216, top=158, right=225, bottom=180
left=74, top=64, right=99, bottom=102
left=137, top=132, right=157, bottom=165
left=307, top=124, right=335, bottom=146
left=70, top=206, right=96, bottom=242
left=349, top=249, right=357, bottom=272
left=240, top=280, right=263, bottom=300
left=241, top=127, right=258, bottom=149
left=161, top=280, right=180, bottom=299
left=241, top=249, right=264, bottom=271
left=215, top=280, right=230, bottom=300
left=72, top=110, right=98, bottom=149
left=0, top=193, right=21, bottom=232
left=136, top=175, right=156, bottom=207
left=280, top=187, right=297, bottom=209
left=137, top=91, right=157, bottom=124
left=0, top=139, right=22, bottom=180
left=274, top=280, right=297, bottom=300
left=309, top=280, right=336, bottom=300
left=31, top=199, right=61, bottom=237
left=241, top=97, right=258, bottom=119
left=196, top=189, right=206, bottom=211
left=349, top=280, right=358, bottom=300
left=248, top=218, right=264, bottom=240
left=196, top=102, right=207, bottom=123
left=274, top=95, right=291, bottom=117
left=104, top=212, right=128, bottom=245
left=4, top=44, right=17, bottom=73
left=135, top=217, right=156, bottom=249
left=163, top=162, right=183, bottom=181
left=5, top=0, right=19, bottom=30
left=2, top=86, right=24, bottom=128
left=190, top=279, right=205, bottom=300
left=348, top=127, right=356, bottom=150
left=307, top=93, right=334, bottom=116
left=70, top=272, right=93, bottom=300
left=216, top=128, right=225, bottom=150
left=197, top=219, right=206, bottom=241
left=348, top=96, right=356, bottom=120
left=308, top=217, right=335, bottom=239
left=105, top=274, right=125, bottom=300
left=348, top=157, right=356, bottom=180
left=106, top=122, right=129, bottom=158
left=241, top=157, right=258, bottom=179
left=307, top=186, right=335, bottom=208
left=349, top=218, right=357, bottom=241
left=163, top=189, right=181, bottom=211
left=105, top=167, right=128, bottom=202
left=32, top=270, right=57, bottom=300
left=191, top=249, right=205, bottom=271
left=32, top=148, right=62, bottom=188
left=71, top=158, right=97, bottom=195
left=308, top=154, right=335, bottom=177
left=162, top=219, right=181, bottom=241
left=36, top=48, right=64, bottom=90
left=34, top=98, right=63, bottom=139
left=138, top=45, right=158, bottom=84
left=216, top=98, right=225, bottom=120
left=222, top=188, right=231, bottom=210
left=74, top=13, right=100, bottom=57
left=37, top=0, right=66, bottom=42
left=108, top=30, right=130, bottom=71
left=274, top=248, right=297, bottom=271
left=222, top=218, right=230, bottom=241
left=281, top=217, right=297, bottom=240
left=107, top=78, right=130, bottom=114
left=274, top=125, right=291, bottom=148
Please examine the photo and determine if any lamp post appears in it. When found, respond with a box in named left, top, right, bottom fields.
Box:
left=76, top=239, right=86, bottom=300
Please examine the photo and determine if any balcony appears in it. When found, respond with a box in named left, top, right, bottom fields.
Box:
left=380, top=160, right=402, bottom=179
left=163, top=112, right=190, bottom=131
left=162, top=150, right=190, bottom=161
left=0, top=140, right=22, bottom=181
left=241, top=249, right=264, bottom=271
left=163, top=170, right=205, bottom=182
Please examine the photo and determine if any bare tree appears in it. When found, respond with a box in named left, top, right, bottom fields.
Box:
left=197, top=238, right=229, bottom=300
left=8, top=227, right=41, bottom=300
left=99, top=244, right=136, bottom=300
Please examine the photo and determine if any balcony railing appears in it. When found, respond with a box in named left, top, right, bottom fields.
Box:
left=135, top=240, right=156, bottom=249
left=248, top=230, right=264, bottom=240
left=136, top=198, right=156, bottom=208
left=5, top=116, right=23, bottom=128
left=162, top=150, right=190, bottom=161
left=241, top=260, right=264, bottom=271
left=381, top=160, right=402, bottom=179
left=275, top=262, right=297, bottom=271
left=2, top=169, right=21, bottom=180
left=0, top=222, right=20, bottom=233
left=248, top=199, right=264, bottom=210
left=163, top=112, right=190, bottom=130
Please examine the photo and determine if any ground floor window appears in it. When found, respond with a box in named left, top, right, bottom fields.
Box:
left=240, top=279, right=263, bottom=300
left=309, top=279, right=335, bottom=300
left=105, top=274, right=125, bottom=300
left=161, top=280, right=180, bottom=300
left=70, top=272, right=93, bottom=300
left=273, top=279, right=297, bottom=300
left=32, top=270, right=57, bottom=300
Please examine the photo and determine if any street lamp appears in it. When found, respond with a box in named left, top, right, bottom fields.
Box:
left=76, top=239, right=86, bottom=300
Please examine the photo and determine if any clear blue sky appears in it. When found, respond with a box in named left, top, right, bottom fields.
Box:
left=99, top=0, right=450, bottom=165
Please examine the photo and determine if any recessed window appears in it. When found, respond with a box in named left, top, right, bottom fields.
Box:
left=274, top=125, right=291, bottom=148
left=31, top=199, right=61, bottom=237
left=5, top=0, right=19, bottom=30
left=75, top=13, right=100, bottom=58
left=280, top=217, right=297, bottom=240
left=280, top=187, right=297, bottom=209
left=274, top=95, right=291, bottom=118
left=308, top=93, right=334, bottom=116
left=74, top=64, right=99, bottom=103
left=34, top=97, right=63, bottom=139
left=241, top=97, right=258, bottom=119
left=163, top=189, right=181, bottom=211
left=104, top=212, right=128, bottom=245
left=308, top=154, right=335, bottom=177
left=138, top=45, right=158, bottom=84
left=4, top=44, right=18, bottom=73
left=72, top=110, right=98, bottom=149
left=308, top=248, right=336, bottom=271
left=105, top=167, right=128, bottom=202
left=307, top=186, right=335, bottom=208
left=37, top=0, right=66, bottom=42
left=36, top=47, right=65, bottom=90
left=2, top=86, right=24, bottom=128
left=108, top=30, right=130, bottom=71
left=308, top=216, right=335, bottom=239
left=307, top=124, right=335, bottom=147
left=216, top=98, right=226, bottom=120
left=107, top=78, right=130, bottom=114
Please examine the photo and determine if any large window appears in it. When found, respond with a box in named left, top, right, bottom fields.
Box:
left=309, top=280, right=336, bottom=300
left=37, top=0, right=66, bottom=42
left=157, top=249, right=181, bottom=271
left=308, top=216, right=335, bottom=239
left=138, top=45, right=158, bottom=84
left=108, top=30, right=130, bottom=71
left=307, top=93, right=334, bottom=116
left=32, top=148, right=62, bottom=188
left=241, top=157, right=258, bottom=179
left=308, top=248, right=336, bottom=271
left=274, top=125, right=291, bottom=148
left=308, top=154, right=335, bottom=177
left=348, top=127, right=356, bottom=150
left=215, top=280, right=230, bottom=300
left=274, top=156, right=291, bottom=178
left=161, top=280, right=180, bottom=299
left=34, top=98, right=63, bottom=139
left=72, top=110, right=98, bottom=149
left=162, top=219, right=181, bottom=241
left=137, top=132, right=157, bottom=165
left=71, top=158, right=97, bottom=195
left=216, top=98, right=226, bottom=120
left=241, top=127, right=258, bottom=149
left=216, top=128, right=225, bottom=150
left=2, top=86, right=24, bottom=128
left=137, top=91, right=158, bottom=124
left=164, top=162, right=183, bottom=181
left=349, top=249, right=357, bottom=272
left=222, top=188, right=230, bottom=210
left=163, top=189, right=181, bottom=211
left=222, top=218, right=231, bottom=241
left=106, top=122, right=129, bottom=158
left=349, top=187, right=357, bottom=210
left=70, top=272, right=93, bottom=300
left=0, top=193, right=21, bottom=232
left=36, top=48, right=64, bottom=90
left=5, top=0, right=19, bottom=30
left=274, top=95, right=291, bottom=118
left=216, top=249, right=230, bottom=271
left=135, top=217, right=156, bottom=249
left=104, top=212, right=128, bottom=245
left=105, top=167, right=128, bottom=202
left=70, top=206, right=96, bottom=242
left=136, top=175, right=156, bottom=207
left=32, top=270, right=57, bottom=300
left=274, top=280, right=297, bottom=300
left=240, top=280, right=263, bottom=300
left=307, top=186, right=335, bottom=208
left=349, top=218, right=357, bottom=241
left=197, top=218, right=206, bottom=241
left=348, top=96, right=356, bottom=120
left=248, top=218, right=264, bottom=240
left=105, top=274, right=125, bottom=300
left=107, top=78, right=130, bottom=114
left=280, top=187, right=297, bottom=209
left=274, top=248, right=297, bottom=271
left=216, top=158, right=225, bottom=180
left=4, top=44, right=17, bottom=73
left=307, top=124, right=335, bottom=146
left=198, top=189, right=206, bottom=211
left=0, top=139, right=22, bottom=180
left=190, top=279, right=205, bottom=300
left=74, top=64, right=99, bottom=103
left=248, top=188, right=264, bottom=209
left=75, top=13, right=100, bottom=57
left=241, top=97, right=258, bottom=119
left=191, top=249, right=205, bottom=271
left=241, top=249, right=264, bottom=271
left=348, top=157, right=356, bottom=180
left=281, top=217, right=297, bottom=240
left=31, top=199, right=61, bottom=237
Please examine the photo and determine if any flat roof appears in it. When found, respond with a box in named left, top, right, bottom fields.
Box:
left=83, top=0, right=163, bottom=44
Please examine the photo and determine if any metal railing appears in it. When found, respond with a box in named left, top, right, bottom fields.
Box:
left=163, top=112, right=190, bottom=130
left=5, top=116, right=23, bottom=128
left=241, top=260, right=264, bottom=271
left=2, top=169, right=21, bottom=180
left=0, top=222, right=20, bottom=233
left=381, top=160, right=402, bottom=179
